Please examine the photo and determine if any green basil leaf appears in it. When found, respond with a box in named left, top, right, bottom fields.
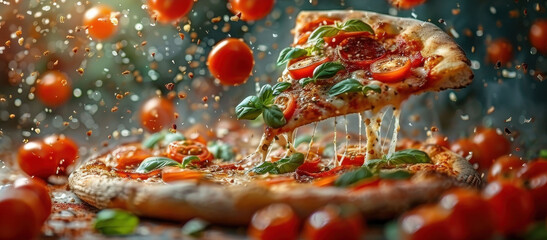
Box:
left=163, top=132, right=186, bottom=145
left=263, top=105, right=286, bottom=128
left=525, top=221, right=547, bottom=240
left=181, top=218, right=210, bottom=238
left=363, top=84, right=382, bottom=94
left=272, top=82, right=292, bottom=96
left=339, top=19, right=374, bottom=34
left=313, top=62, right=345, bottom=80
left=328, top=78, right=364, bottom=97
left=236, top=96, right=263, bottom=120
left=94, top=209, right=139, bottom=236
left=251, top=161, right=279, bottom=175
left=334, top=167, right=374, bottom=187
left=299, top=77, right=315, bottom=87
left=308, top=25, right=339, bottom=41
left=182, top=156, right=201, bottom=168
left=277, top=47, right=308, bottom=66
left=142, top=131, right=166, bottom=149
left=364, top=159, right=385, bottom=172
left=540, top=149, right=547, bottom=159
left=208, top=141, right=235, bottom=162
left=258, top=84, right=274, bottom=105
left=136, top=157, right=180, bottom=173
left=294, top=135, right=314, bottom=147
left=276, top=152, right=305, bottom=174
left=386, top=149, right=431, bottom=165
left=379, top=170, right=412, bottom=180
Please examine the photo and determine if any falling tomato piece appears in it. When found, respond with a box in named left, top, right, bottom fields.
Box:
left=387, top=0, right=427, bottom=9
left=148, top=0, right=194, bottom=23
left=139, top=96, right=177, bottom=133
left=83, top=5, right=117, bottom=40
left=529, top=19, right=547, bottom=54
left=486, top=38, right=514, bottom=66
left=35, top=71, right=72, bottom=107
left=207, top=38, right=254, bottom=86
left=228, top=0, right=275, bottom=21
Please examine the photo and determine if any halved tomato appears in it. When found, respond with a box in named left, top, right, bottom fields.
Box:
left=288, top=56, right=330, bottom=80
left=274, top=95, right=297, bottom=121
left=166, top=140, right=214, bottom=166
left=337, top=37, right=386, bottom=68
left=337, top=145, right=365, bottom=166
left=112, top=145, right=152, bottom=169
left=161, top=166, right=203, bottom=183
left=370, top=55, right=411, bottom=83
left=297, top=152, right=322, bottom=173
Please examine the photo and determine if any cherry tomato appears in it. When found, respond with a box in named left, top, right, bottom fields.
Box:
left=148, top=0, right=193, bottom=23
left=371, top=56, right=411, bottom=83
left=83, top=5, right=117, bottom=40
left=166, top=140, right=214, bottom=166
left=161, top=167, right=203, bottom=183
left=425, top=134, right=450, bottom=149
left=439, top=188, right=494, bottom=240
left=471, top=128, right=511, bottom=170
left=528, top=174, right=547, bottom=219
left=18, top=140, right=58, bottom=179
left=388, top=0, right=427, bottom=9
left=248, top=203, right=299, bottom=240
left=303, top=204, right=364, bottom=240
left=486, top=38, right=513, bottom=65
left=44, top=134, right=78, bottom=174
left=482, top=181, right=534, bottom=235
left=325, top=31, right=373, bottom=47
left=287, top=56, right=330, bottom=80
left=140, top=96, right=176, bottom=133
left=450, top=138, right=481, bottom=167
left=529, top=19, right=547, bottom=54
left=35, top=71, right=72, bottom=107
left=112, top=145, right=152, bottom=169
left=0, top=187, right=43, bottom=240
left=517, top=159, right=547, bottom=180
left=351, top=177, right=381, bottom=191
left=399, top=204, right=453, bottom=240
left=274, top=95, right=297, bottom=121
left=337, top=145, right=365, bottom=166
left=228, top=0, right=275, bottom=21
left=13, top=177, right=52, bottom=223
left=488, top=155, right=525, bottom=182
left=297, top=153, right=322, bottom=173
left=337, top=37, right=386, bottom=68
left=207, top=38, right=254, bottom=85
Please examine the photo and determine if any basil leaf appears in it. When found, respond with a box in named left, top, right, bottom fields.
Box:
left=136, top=157, right=180, bottom=173
left=386, top=149, right=431, bottom=165
left=263, top=105, right=286, bottom=128
left=379, top=170, right=412, bottom=180
left=328, top=78, right=364, bottom=97
left=208, top=141, right=235, bottom=162
left=339, top=19, right=374, bottom=34
left=299, top=77, right=315, bottom=87
left=142, top=131, right=166, bottom=149
left=540, top=149, right=547, bottom=159
left=236, top=96, right=263, bottom=120
left=276, top=152, right=305, bottom=173
left=272, top=82, right=292, bottom=96
left=182, top=156, right=201, bottom=168
left=364, top=159, right=385, bottom=172
left=277, top=47, right=308, bottom=66
left=94, top=209, right=139, bottom=236
left=363, top=84, right=382, bottom=94
left=313, top=62, right=345, bottom=80
left=294, top=135, right=314, bottom=147
left=525, top=221, right=547, bottom=240
left=163, top=132, right=186, bottom=145
left=181, top=218, right=210, bottom=238
left=334, top=167, right=373, bottom=187
left=258, top=84, right=274, bottom=105
left=251, top=161, right=279, bottom=175
left=308, top=25, right=339, bottom=41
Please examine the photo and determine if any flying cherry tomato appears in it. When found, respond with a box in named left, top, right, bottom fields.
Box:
left=208, top=38, right=254, bottom=86
left=139, top=96, right=177, bottom=133
left=35, top=71, right=72, bottom=107
left=486, top=38, right=513, bottom=65
left=83, top=5, right=118, bottom=40
left=148, top=0, right=194, bottom=23
left=248, top=203, right=300, bottom=240
left=228, top=0, right=275, bottom=21
left=388, top=0, right=427, bottom=9
left=529, top=19, right=547, bottom=54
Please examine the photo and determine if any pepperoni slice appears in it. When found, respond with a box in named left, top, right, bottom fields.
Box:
left=337, top=37, right=386, bottom=68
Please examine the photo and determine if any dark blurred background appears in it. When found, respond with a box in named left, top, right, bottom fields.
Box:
left=0, top=0, right=545, bottom=158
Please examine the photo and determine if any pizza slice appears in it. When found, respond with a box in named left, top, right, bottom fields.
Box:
left=236, top=10, right=473, bottom=160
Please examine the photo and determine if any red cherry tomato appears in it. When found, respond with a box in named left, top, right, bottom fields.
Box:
left=471, top=128, right=511, bottom=170
left=166, top=140, right=214, bottom=166
left=529, top=174, right=547, bottom=219
left=228, top=0, right=275, bottom=21
left=450, top=138, right=481, bottom=167
left=83, top=5, right=117, bottom=40
left=337, top=36, right=386, bottom=68
left=303, top=204, right=364, bottom=240
left=529, top=19, right=547, bottom=54
left=399, top=204, right=453, bottom=240
left=140, top=96, right=176, bottom=133
left=0, top=187, right=43, bottom=240
left=274, top=95, right=297, bottom=121
left=112, top=145, right=152, bottom=169
left=161, top=167, right=203, bottom=183
left=208, top=38, right=254, bottom=85
left=517, top=159, right=547, bottom=180
left=35, top=71, right=72, bottom=107
left=297, top=153, right=322, bottom=173
left=487, top=155, right=525, bottom=182
left=388, top=0, right=427, bottom=9
left=482, top=181, right=534, bottom=235
left=18, top=140, right=58, bottom=179
left=337, top=145, right=365, bottom=166
left=44, top=134, right=78, bottom=174
left=13, top=178, right=52, bottom=223
left=439, top=188, right=494, bottom=240
left=486, top=38, right=513, bottom=65
left=425, top=134, right=450, bottom=149
left=248, top=203, right=300, bottom=240
left=370, top=56, right=411, bottom=83
left=287, top=56, right=330, bottom=80
left=148, top=0, right=193, bottom=23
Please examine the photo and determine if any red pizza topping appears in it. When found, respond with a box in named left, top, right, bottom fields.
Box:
left=161, top=167, right=204, bottom=183
left=248, top=203, right=300, bottom=240
left=288, top=56, right=330, bottom=80
left=274, top=95, right=297, bottom=121
left=337, top=37, right=386, bottom=69
left=370, top=55, right=411, bottom=83
left=303, top=205, right=365, bottom=240
left=167, top=140, right=214, bottom=166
